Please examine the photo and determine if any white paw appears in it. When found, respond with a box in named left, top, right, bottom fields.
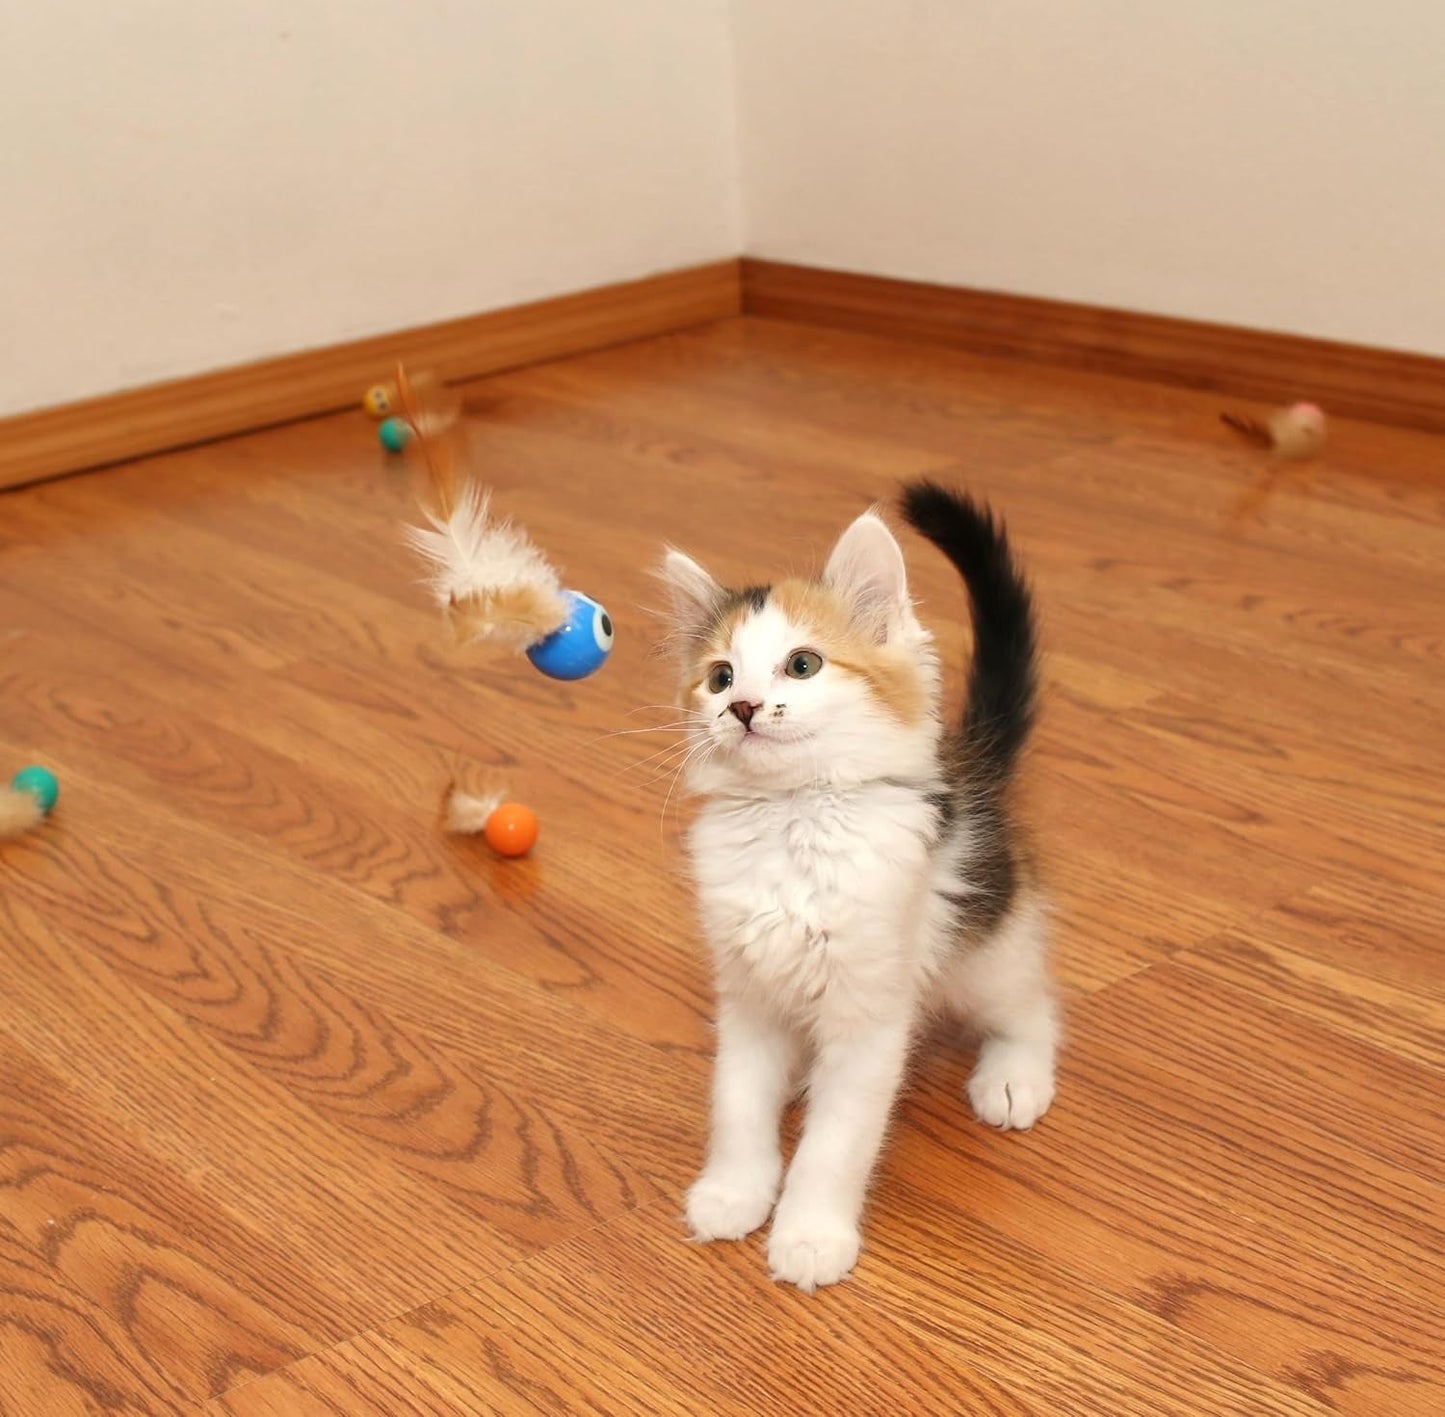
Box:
left=685, top=1168, right=778, bottom=1242
left=766, top=1212, right=861, bottom=1292
left=968, top=1040, right=1055, bottom=1130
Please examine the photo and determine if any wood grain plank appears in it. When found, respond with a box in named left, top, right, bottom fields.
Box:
left=386, top=1200, right=1043, bottom=1417
left=1179, top=937, right=1445, bottom=1072
left=0, top=1039, right=328, bottom=1402
left=208, top=1340, right=485, bottom=1417
left=1176, top=873, right=1445, bottom=1075
left=860, top=1179, right=1348, bottom=1417
left=0, top=826, right=660, bottom=1253
left=0, top=667, right=714, bottom=1086
left=442, top=1196, right=1327, bottom=1417
left=893, top=1077, right=1445, bottom=1415
left=0, top=1231, right=195, bottom=1416
left=1064, top=975, right=1445, bottom=1305
left=0, top=766, right=704, bottom=1192
left=0, top=887, right=531, bottom=1332
left=2, top=314, right=1442, bottom=1414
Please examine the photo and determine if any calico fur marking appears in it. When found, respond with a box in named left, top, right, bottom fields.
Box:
left=662, top=484, right=1058, bottom=1292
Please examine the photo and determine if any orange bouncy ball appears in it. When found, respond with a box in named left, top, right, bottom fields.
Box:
left=440, top=777, right=538, bottom=860
left=483, top=802, right=539, bottom=858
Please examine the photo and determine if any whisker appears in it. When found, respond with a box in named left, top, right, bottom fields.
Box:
left=588, top=721, right=701, bottom=744
left=627, top=739, right=702, bottom=779
left=638, top=732, right=709, bottom=780
left=622, top=704, right=708, bottom=720
left=658, top=738, right=714, bottom=847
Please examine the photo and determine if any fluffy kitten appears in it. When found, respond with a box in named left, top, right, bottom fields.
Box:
left=661, top=480, right=1058, bottom=1292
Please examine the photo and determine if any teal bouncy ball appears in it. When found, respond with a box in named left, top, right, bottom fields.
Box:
left=378, top=416, right=413, bottom=453
left=11, top=765, right=59, bottom=815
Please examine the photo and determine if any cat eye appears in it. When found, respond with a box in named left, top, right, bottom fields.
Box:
left=785, top=650, right=824, bottom=680
left=706, top=662, right=734, bottom=694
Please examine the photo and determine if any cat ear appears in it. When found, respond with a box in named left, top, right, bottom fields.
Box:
left=659, top=547, right=725, bottom=642
left=824, top=512, right=909, bottom=642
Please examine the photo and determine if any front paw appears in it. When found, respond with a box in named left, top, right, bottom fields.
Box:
left=685, top=1168, right=778, bottom=1242
left=968, top=1039, right=1056, bottom=1130
left=766, top=1211, right=861, bottom=1292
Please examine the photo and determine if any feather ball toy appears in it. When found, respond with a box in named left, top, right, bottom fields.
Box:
left=441, top=769, right=540, bottom=858
left=1222, top=402, right=1327, bottom=460
left=398, top=364, right=613, bottom=678
left=2, top=765, right=59, bottom=841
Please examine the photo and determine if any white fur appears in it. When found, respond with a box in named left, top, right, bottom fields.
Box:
left=668, top=512, right=1058, bottom=1292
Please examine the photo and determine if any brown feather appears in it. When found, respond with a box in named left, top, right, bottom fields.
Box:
left=448, top=584, right=569, bottom=650
left=1220, top=411, right=1271, bottom=447
left=396, top=363, right=462, bottom=520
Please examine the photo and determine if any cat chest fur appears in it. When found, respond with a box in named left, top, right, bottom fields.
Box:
left=689, top=787, right=935, bottom=1020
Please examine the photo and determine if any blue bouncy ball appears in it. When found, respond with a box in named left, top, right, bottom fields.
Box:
left=11, top=765, right=59, bottom=815
left=526, top=590, right=614, bottom=680
left=378, top=416, right=413, bottom=453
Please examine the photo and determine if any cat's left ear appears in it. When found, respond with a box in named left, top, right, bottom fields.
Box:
left=824, top=511, right=909, bottom=642
left=658, top=547, right=725, bottom=645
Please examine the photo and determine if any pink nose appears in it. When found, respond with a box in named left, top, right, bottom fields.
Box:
left=729, top=701, right=759, bottom=727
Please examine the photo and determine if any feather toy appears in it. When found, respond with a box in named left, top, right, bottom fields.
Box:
left=439, top=762, right=539, bottom=858
left=1, top=765, right=59, bottom=841
left=1221, top=402, right=1327, bottom=460
left=398, top=363, right=614, bottom=678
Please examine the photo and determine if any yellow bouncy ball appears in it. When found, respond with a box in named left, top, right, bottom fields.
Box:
left=363, top=383, right=398, bottom=419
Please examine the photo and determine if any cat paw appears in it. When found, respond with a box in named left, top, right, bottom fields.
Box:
left=685, top=1170, right=777, bottom=1242
left=968, top=1041, right=1055, bottom=1130
left=767, top=1213, right=861, bottom=1292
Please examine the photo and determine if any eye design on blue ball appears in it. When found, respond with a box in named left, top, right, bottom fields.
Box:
left=592, top=603, right=615, bottom=653
left=526, top=589, right=614, bottom=680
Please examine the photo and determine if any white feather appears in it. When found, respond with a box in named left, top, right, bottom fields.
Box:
left=403, top=485, right=566, bottom=641
left=0, top=788, right=43, bottom=839
left=444, top=788, right=505, bottom=835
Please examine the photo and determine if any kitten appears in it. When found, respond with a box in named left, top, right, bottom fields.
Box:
left=660, top=480, right=1058, bottom=1292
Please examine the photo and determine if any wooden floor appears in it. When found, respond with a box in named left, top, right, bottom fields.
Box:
left=1, top=318, right=1442, bottom=1416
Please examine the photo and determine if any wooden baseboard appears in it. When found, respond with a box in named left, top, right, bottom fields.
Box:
left=741, top=258, right=1445, bottom=435
left=1, top=260, right=741, bottom=490
left=8, top=253, right=1441, bottom=489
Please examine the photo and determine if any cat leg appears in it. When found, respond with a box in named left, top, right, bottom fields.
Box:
left=946, top=893, right=1058, bottom=1130
left=767, top=1009, right=912, bottom=1292
left=686, top=996, right=799, bottom=1242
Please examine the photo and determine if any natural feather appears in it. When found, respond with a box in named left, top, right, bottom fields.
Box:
left=404, top=483, right=568, bottom=649
left=439, top=763, right=509, bottom=835
left=398, top=363, right=569, bottom=649
left=396, top=364, right=460, bottom=519
left=0, top=789, right=43, bottom=840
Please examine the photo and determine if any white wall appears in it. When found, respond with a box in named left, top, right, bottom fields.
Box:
left=732, top=1, right=1445, bottom=356
left=8, top=2, right=1441, bottom=420
left=0, top=2, right=740, bottom=416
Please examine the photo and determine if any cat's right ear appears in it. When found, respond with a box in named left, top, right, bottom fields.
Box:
left=659, top=548, right=724, bottom=643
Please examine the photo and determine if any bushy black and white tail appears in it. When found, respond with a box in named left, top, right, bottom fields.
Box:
left=900, top=480, right=1038, bottom=788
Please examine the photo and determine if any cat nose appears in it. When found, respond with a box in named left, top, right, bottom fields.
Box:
left=728, top=700, right=760, bottom=727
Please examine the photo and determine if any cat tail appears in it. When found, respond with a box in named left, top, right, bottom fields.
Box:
left=899, top=480, right=1038, bottom=789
